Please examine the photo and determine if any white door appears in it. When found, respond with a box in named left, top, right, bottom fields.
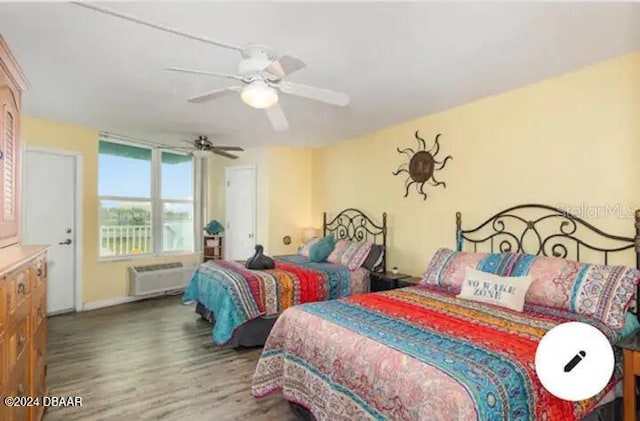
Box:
left=225, top=166, right=256, bottom=261
left=23, top=150, right=77, bottom=315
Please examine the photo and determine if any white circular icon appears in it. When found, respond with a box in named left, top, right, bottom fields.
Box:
left=535, top=322, right=614, bottom=401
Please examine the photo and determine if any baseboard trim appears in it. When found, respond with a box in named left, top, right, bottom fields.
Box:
left=82, top=291, right=180, bottom=311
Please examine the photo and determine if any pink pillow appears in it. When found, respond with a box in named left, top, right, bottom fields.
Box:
left=298, top=238, right=319, bottom=258
left=345, top=242, right=374, bottom=271
left=327, top=240, right=350, bottom=264
left=421, top=248, right=488, bottom=291
left=525, top=255, right=639, bottom=329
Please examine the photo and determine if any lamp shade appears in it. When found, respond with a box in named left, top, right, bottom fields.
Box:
left=205, top=220, right=225, bottom=235
left=241, top=81, right=279, bottom=109
left=302, top=227, right=317, bottom=243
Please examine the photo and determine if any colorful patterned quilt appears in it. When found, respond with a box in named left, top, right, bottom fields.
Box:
left=252, top=285, right=622, bottom=420
left=182, top=255, right=369, bottom=345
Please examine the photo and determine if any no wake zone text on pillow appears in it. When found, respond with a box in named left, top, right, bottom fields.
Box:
left=466, top=278, right=518, bottom=300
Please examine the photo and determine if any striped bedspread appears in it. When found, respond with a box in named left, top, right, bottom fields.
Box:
left=182, top=255, right=368, bottom=345
left=252, top=285, right=622, bottom=420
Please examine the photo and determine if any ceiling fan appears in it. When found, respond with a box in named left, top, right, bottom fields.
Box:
left=165, top=135, right=244, bottom=159
left=164, top=44, right=350, bottom=132
left=72, top=2, right=351, bottom=132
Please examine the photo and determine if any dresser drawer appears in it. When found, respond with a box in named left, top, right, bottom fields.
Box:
left=4, top=353, right=29, bottom=421
left=6, top=268, right=29, bottom=319
left=7, top=314, right=29, bottom=376
left=31, top=289, right=46, bottom=333
left=31, top=322, right=46, bottom=374
left=30, top=356, right=47, bottom=421
left=30, top=331, right=47, bottom=421
left=30, top=362, right=47, bottom=421
left=31, top=258, right=46, bottom=292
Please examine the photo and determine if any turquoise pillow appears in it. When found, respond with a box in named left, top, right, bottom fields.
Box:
left=309, top=235, right=335, bottom=262
left=618, top=312, right=640, bottom=340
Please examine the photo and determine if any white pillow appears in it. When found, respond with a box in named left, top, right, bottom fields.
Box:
left=457, top=267, right=533, bottom=312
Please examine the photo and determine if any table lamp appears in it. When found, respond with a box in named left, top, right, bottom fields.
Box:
left=302, top=227, right=317, bottom=243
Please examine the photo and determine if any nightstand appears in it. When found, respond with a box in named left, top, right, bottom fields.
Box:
left=618, top=333, right=640, bottom=420
left=370, top=271, right=414, bottom=292
left=396, top=276, right=421, bottom=288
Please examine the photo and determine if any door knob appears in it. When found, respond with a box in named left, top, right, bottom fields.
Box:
left=59, top=239, right=72, bottom=245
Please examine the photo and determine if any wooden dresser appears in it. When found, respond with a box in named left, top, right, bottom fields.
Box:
left=0, top=36, right=49, bottom=421
left=0, top=246, right=48, bottom=421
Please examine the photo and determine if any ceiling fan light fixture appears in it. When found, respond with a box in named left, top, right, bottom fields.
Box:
left=241, top=81, right=278, bottom=109
left=191, top=149, right=210, bottom=159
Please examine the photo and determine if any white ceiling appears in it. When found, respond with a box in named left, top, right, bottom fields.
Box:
left=1, top=2, right=639, bottom=148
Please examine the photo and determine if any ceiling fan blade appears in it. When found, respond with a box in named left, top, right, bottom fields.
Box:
left=71, top=2, right=242, bottom=52
left=165, top=67, right=244, bottom=82
left=211, top=149, right=239, bottom=159
left=278, top=81, right=349, bottom=107
left=188, top=86, right=242, bottom=103
left=265, top=103, right=289, bottom=131
left=211, top=146, right=244, bottom=151
left=265, top=55, right=306, bottom=79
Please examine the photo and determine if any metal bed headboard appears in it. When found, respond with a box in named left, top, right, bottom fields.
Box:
left=323, top=208, right=387, bottom=272
left=455, top=203, right=640, bottom=320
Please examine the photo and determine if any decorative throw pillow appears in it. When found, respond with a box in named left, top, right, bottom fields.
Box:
left=362, top=244, right=385, bottom=272
left=309, top=235, right=336, bottom=263
left=457, top=267, right=533, bottom=312
left=420, top=248, right=490, bottom=290
left=422, top=248, right=640, bottom=329
left=327, top=239, right=351, bottom=264
left=340, top=242, right=360, bottom=267
left=345, top=242, right=374, bottom=271
left=520, top=256, right=639, bottom=329
left=298, top=237, right=320, bottom=258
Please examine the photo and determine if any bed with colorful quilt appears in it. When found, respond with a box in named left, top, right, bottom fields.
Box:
left=252, top=204, right=640, bottom=421
left=182, top=208, right=388, bottom=347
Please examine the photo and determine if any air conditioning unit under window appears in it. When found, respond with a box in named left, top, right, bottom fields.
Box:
left=128, top=262, right=197, bottom=296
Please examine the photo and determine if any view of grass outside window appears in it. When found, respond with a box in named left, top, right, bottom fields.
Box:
left=98, top=139, right=194, bottom=258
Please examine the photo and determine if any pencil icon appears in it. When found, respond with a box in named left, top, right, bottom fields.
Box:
left=564, top=350, right=586, bottom=373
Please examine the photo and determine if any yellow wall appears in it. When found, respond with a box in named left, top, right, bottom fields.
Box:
left=267, top=146, right=313, bottom=255
left=22, top=116, right=199, bottom=304
left=312, top=52, right=640, bottom=275
left=207, top=148, right=271, bottom=252
left=207, top=145, right=313, bottom=256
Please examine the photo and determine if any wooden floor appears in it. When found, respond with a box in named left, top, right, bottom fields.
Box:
left=44, top=296, right=296, bottom=421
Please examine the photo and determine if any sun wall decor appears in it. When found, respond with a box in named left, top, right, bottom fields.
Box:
left=392, top=131, right=452, bottom=200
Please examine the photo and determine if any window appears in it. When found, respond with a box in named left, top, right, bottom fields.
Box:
left=98, top=138, right=198, bottom=258
left=161, top=151, right=194, bottom=253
